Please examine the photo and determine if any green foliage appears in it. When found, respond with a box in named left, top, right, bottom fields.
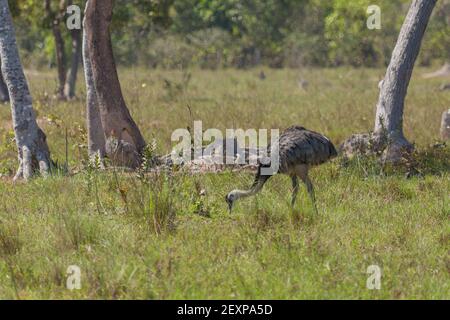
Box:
left=9, top=0, right=450, bottom=68
left=420, top=0, right=450, bottom=64
left=325, top=0, right=375, bottom=66
left=0, top=130, right=15, bottom=177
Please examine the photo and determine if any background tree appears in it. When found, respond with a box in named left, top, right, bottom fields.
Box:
left=44, top=0, right=67, bottom=100
left=84, top=0, right=146, bottom=168
left=8, top=0, right=450, bottom=69
left=63, top=0, right=82, bottom=100
left=0, top=0, right=52, bottom=180
left=341, top=0, right=437, bottom=161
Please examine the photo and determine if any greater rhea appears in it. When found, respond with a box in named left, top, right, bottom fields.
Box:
left=226, top=126, right=337, bottom=213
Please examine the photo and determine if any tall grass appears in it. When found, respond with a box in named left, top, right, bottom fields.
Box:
left=0, top=68, right=448, bottom=299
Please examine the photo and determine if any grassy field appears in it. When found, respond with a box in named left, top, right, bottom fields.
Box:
left=0, top=67, right=449, bottom=299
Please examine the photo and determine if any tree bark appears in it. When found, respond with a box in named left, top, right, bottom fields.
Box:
left=45, top=0, right=67, bottom=100
left=64, top=28, right=81, bottom=100
left=441, top=109, right=450, bottom=140
left=0, top=0, right=52, bottom=180
left=84, top=0, right=146, bottom=168
left=0, top=58, right=9, bottom=102
left=82, top=5, right=105, bottom=161
left=341, top=0, right=437, bottom=162
left=374, top=0, right=436, bottom=161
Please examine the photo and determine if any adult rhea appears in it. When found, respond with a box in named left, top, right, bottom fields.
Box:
left=226, top=126, right=337, bottom=213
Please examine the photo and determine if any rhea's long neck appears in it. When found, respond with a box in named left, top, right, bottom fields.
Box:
left=233, top=176, right=268, bottom=200
left=233, top=188, right=257, bottom=200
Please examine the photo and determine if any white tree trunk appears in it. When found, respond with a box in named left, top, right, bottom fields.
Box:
left=374, top=0, right=436, bottom=160
left=82, top=5, right=105, bottom=161
left=441, top=109, right=450, bottom=140
left=0, top=0, right=52, bottom=180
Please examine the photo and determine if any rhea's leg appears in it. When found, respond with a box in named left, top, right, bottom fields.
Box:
left=304, top=176, right=317, bottom=214
left=291, top=175, right=299, bottom=207
left=297, top=165, right=318, bottom=214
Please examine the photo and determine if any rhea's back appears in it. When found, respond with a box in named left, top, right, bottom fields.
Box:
left=274, top=126, right=337, bottom=173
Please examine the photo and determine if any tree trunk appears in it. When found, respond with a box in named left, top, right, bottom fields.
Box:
left=64, top=28, right=81, bottom=100
left=45, top=0, right=67, bottom=100
left=0, top=0, right=52, bottom=180
left=0, top=59, right=9, bottom=102
left=82, top=6, right=105, bottom=161
left=374, top=0, right=436, bottom=161
left=441, top=109, right=450, bottom=140
left=84, top=0, right=146, bottom=168
left=341, top=0, right=437, bottom=162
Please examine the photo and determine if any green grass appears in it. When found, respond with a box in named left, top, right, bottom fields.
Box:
left=0, top=67, right=449, bottom=299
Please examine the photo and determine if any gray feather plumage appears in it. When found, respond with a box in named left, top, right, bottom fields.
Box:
left=226, top=125, right=337, bottom=213
left=268, top=125, right=337, bottom=173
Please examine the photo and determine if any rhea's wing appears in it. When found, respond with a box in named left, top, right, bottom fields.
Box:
left=278, top=128, right=337, bottom=170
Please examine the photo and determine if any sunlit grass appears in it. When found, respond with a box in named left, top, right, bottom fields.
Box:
left=0, top=67, right=448, bottom=299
